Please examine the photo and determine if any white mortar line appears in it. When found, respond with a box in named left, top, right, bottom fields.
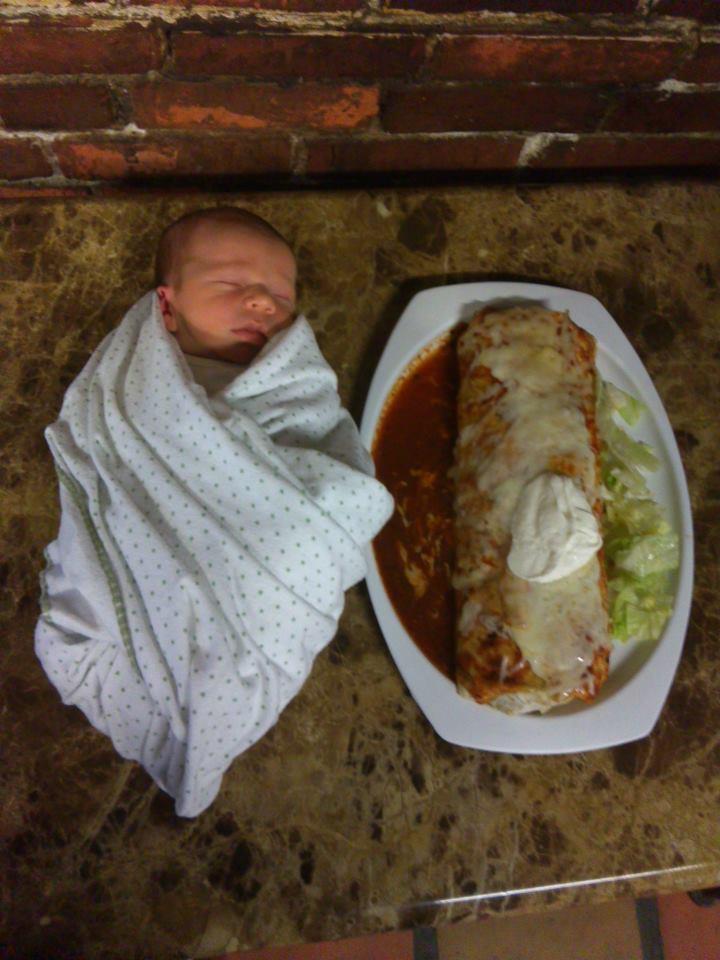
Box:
left=517, top=132, right=579, bottom=167
left=289, top=133, right=307, bottom=176
left=658, top=78, right=703, bottom=93
left=0, top=5, right=697, bottom=36
left=0, top=124, right=148, bottom=141
left=36, top=138, right=62, bottom=176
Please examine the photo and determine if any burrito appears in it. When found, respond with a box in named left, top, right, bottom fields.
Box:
left=453, top=305, right=610, bottom=714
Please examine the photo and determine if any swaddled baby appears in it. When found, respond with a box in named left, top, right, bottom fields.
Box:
left=35, top=207, right=393, bottom=816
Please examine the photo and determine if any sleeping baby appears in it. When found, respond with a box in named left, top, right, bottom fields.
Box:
left=35, top=206, right=393, bottom=817
left=155, top=206, right=298, bottom=382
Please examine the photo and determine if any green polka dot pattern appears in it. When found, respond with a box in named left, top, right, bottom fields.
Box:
left=35, top=290, right=394, bottom=818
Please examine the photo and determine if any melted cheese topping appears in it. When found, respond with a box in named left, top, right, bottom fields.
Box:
left=455, top=307, right=608, bottom=701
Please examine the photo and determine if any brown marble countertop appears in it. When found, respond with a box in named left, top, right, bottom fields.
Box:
left=2, top=183, right=719, bottom=959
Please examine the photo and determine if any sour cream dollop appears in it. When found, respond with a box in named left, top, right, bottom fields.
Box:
left=507, top=473, right=602, bottom=583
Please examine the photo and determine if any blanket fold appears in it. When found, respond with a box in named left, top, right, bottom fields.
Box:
left=36, top=291, right=393, bottom=816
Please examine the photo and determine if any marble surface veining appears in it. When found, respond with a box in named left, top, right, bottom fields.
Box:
left=1, top=184, right=719, bottom=960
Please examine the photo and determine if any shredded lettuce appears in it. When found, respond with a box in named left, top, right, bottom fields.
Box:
left=598, top=390, right=660, bottom=473
left=603, top=380, right=644, bottom=426
left=598, top=380, right=679, bottom=645
left=614, top=533, right=679, bottom=578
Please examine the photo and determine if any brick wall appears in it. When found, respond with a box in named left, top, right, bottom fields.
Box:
left=1, top=0, right=719, bottom=195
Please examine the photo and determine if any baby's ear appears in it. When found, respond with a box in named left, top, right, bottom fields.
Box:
left=156, top=286, right=177, bottom=332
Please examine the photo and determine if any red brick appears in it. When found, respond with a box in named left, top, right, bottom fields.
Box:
left=131, top=81, right=378, bottom=131
left=384, top=0, right=637, bottom=12
left=135, top=0, right=361, bottom=7
left=0, top=24, right=162, bottom=75
left=10, top=15, right=96, bottom=27
left=0, top=139, right=53, bottom=179
left=429, top=35, right=684, bottom=84
left=659, top=892, right=720, bottom=960
left=383, top=84, right=608, bottom=134
left=526, top=134, right=720, bottom=168
left=604, top=90, right=720, bottom=133
left=651, top=0, right=720, bottom=20
left=171, top=33, right=424, bottom=80
left=0, top=186, right=90, bottom=198
left=306, top=134, right=522, bottom=172
left=54, top=136, right=292, bottom=178
left=0, top=84, right=115, bottom=131
left=676, top=40, right=720, bottom=82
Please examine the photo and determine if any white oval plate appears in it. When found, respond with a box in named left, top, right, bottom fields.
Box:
left=361, top=282, right=694, bottom=754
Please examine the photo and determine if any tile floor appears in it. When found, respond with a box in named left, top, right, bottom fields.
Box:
left=218, top=889, right=720, bottom=960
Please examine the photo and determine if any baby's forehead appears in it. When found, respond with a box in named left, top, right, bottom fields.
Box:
left=182, top=218, right=259, bottom=252
left=171, top=219, right=295, bottom=283
left=184, top=220, right=291, bottom=262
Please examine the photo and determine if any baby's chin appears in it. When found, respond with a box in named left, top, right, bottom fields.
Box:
left=207, top=340, right=265, bottom=365
left=179, top=329, right=267, bottom=365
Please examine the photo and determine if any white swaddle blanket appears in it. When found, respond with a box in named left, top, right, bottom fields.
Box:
left=36, top=291, right=393, bottom=817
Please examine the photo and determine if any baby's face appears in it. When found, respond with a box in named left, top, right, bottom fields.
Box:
left=157, top=221, right=297, bottom=365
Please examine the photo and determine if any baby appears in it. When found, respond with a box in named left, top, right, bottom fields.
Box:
left=154, top=206, right=298, bottom=385
left=37, top=204, right=393, bottom=817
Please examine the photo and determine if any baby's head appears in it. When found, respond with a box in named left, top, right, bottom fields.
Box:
left=155, top=207, right=297, bottom=365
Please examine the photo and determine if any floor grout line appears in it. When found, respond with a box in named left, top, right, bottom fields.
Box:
left=635, top=898, right=666, bottom=960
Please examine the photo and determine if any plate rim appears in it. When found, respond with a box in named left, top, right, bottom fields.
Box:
left=361, top=281, right=694, bottom=754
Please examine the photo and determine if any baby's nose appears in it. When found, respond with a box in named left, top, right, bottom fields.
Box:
left=243, top=286, right=276, bottom=315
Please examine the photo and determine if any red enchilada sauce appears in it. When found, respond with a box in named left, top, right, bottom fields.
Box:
left=372, top=335, right=458, bottom=679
